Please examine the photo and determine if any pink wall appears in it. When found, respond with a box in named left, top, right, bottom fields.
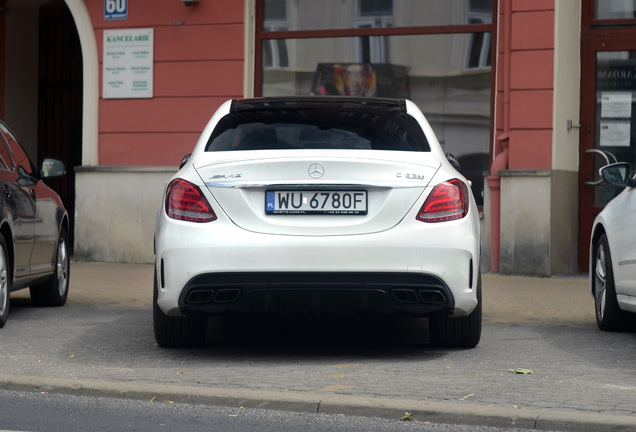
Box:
left=496, top=1, right=555, bottom=170
left=86, top=0, right=245, bottom=166
left=489, top=0, right=555, bottom=272
left=0, top=6, right=5, bottom=120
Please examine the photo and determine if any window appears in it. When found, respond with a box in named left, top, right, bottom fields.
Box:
left=595, top=0, right=636, bottom=20
left=260, top=0, right=487, bottom=30
left=0, top=139, right=12, bottom=171
left=354, top=0, right=393, bottom=63
left=465, top=0, right=492, bottom=70
left=0, top=122, right=32, bottom=173
left=263, top=0, right=289, bottom=68
left=206, top=100, right=430, bottom=152
left=1, top=132, right=32, bottom=174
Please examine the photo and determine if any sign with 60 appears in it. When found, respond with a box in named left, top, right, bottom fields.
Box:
left=105, top=0, right=127, bottom=21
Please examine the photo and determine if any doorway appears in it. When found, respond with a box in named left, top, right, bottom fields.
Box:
left=579, top=3, right=636, bottom=271
left=37, top=0, right=82, bottom=250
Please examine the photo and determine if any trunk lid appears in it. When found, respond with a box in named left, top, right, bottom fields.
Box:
left=194, top=150, right=441, bottom=235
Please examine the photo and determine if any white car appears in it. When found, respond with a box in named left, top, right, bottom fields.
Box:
left=154, top=97, right=482, bottom=348
left=590, top=162, right=636, bottom=331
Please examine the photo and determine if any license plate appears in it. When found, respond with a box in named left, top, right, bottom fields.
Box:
left=266, top=190, right=368, bottom=215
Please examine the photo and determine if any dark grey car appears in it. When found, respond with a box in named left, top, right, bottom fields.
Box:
left=0, top=120, right=70, bottom=328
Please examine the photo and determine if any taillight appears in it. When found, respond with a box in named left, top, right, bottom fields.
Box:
left=416, top=179, right=469, bottom=223
left=165, top=179, right=217, bottom=223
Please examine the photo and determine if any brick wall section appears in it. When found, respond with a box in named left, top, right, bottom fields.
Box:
left=85, top=0, right=245, bottom=166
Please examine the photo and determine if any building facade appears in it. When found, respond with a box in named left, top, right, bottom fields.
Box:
left=0, top=0, right=634, bottom=276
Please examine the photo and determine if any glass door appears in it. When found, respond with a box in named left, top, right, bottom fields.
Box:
left=579, top=31, right=636, bottom=270
left=592, top=51, right=636, bottom=205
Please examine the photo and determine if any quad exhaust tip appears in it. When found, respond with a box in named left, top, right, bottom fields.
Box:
left=391, top=288, right=447, bottom=305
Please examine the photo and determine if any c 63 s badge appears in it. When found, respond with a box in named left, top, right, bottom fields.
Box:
left=396, top=173, right=425, bottom=180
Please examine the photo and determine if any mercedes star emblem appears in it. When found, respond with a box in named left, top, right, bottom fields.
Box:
left=308, top=162, right=325, bottom=179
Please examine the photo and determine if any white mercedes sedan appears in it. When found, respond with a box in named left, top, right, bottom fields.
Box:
left=590, top=162, right=636, bottom=331
left=154, top=97, right=482, bottom=348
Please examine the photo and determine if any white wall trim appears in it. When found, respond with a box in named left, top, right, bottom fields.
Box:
left=65, top=0, right=99, bottom=166
left=244, top=0, right=256, bottom=98
left=552, top=0, right=581, bottom=172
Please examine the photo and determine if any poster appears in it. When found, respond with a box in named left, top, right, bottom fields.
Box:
left=600, top=121, right=631, bottom=147
left=311, top=63, right=409, bottom=98
left=600, top=92, right=632, bottom=118
left=103, top=28, right=154, bottom=99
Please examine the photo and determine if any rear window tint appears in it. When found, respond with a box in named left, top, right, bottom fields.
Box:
left=205, top=107, right=430, bottom=152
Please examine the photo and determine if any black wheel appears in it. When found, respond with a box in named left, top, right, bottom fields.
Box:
left=429, top=272, right=482, bottom=348
left=593, top=233, right=628, bottom=331
left=30, top=227, right=70, bottom=307
left=0, top=235, right=10, bottom=328
left=153, top=268, right=207, bottom=348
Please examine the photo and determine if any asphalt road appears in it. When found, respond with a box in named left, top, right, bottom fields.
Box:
left=0, top=262, right=635, bottom=431
left=0, top=390, right=566, bottom=432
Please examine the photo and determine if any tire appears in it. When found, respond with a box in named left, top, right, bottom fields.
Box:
left=429, top=272, right=482, bottom=348
left=593, top=233, right=628, bottom=331
left=30, top=227, right=70, bottom=307
left=153, top=268, right=207, bottom=348
left=0, top=236, right=10, bottom=328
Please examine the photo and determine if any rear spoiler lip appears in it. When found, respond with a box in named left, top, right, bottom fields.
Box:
left=229, top=97, right=407, bottom=113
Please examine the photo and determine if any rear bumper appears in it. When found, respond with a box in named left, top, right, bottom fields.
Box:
left=156, top=225, right=479, bottom=318
left=177, top=271, right=455, bottom=315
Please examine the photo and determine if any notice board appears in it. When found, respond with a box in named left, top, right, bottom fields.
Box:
left=103, top=28, right=154, bottom=99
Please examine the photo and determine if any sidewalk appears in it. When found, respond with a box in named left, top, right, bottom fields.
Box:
left=6, top=261, right=634, bottom=432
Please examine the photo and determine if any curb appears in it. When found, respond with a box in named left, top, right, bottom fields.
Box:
left=1, top=375, right=635, bottom=431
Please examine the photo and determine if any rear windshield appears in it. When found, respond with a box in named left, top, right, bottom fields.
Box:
left=205, top=107, right=430, bottom=152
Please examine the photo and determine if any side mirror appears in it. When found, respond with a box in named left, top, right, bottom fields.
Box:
left=445, top=153, right=461, bottom=172
left=179, top=153, right=191, bottom=169
left=600, top=162, right=636, bottom=188
left=41, top=158, right=66, bottom=179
